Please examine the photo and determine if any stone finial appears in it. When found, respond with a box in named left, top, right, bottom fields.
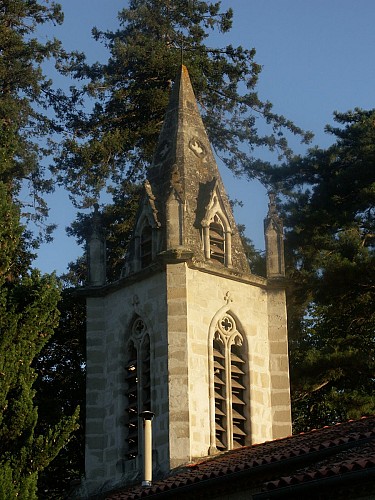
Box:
left=264, top=192, right=285, bottom=278
left=268, top=191, right=277, bottom=214
left=87, top=204, right=106, bottom=286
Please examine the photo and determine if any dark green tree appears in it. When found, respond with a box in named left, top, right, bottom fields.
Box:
left=0, top=0, right=70, bottom=236
left=55, top=0, right=311, bottom=207
left=0, top=2, right=81, bottom=496
left=0, top=182, right=79, bottom=499
left=34, top=289, right=86, bottom=499
left=55, top=0, right=302, bottom=286
left=274, top=109, right=375, bottom=431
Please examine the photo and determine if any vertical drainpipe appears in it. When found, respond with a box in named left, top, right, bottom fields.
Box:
left=140, top=411, right=155, bottom=487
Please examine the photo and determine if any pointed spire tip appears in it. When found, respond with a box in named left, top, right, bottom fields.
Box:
left=181, top=64, right=190, bottom=79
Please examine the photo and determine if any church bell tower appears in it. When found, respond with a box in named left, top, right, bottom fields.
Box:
left=84, top=65, right=291, bottom=494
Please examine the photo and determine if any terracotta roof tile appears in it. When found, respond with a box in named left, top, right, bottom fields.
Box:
left=262, top=440, right=375, bottom=492
left=104, top=415, right=375, bottom=499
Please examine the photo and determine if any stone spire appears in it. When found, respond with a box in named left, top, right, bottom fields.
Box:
left=128, top=65, right=249, bottom=274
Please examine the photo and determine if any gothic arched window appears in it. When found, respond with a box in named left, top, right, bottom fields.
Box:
left=140, top=224, right=153, bottom=268
left=203, top=212, right=232, bottom=267
left=212, top=314, right=247, bottom=451
left=125, top=318, right=151, bottom=460
left=125, top=341, right=138, bottom=459
left=209, top=215, right=225, bottom=264
left=201, top=182, right=233, bottom=267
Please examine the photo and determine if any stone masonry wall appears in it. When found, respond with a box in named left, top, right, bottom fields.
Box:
left=85, top=263, right=291, bottom=495
left=267, top=286, right=292, bottom=439
left=184, top=265, right=278, bottom=455
left=85, top=271, right=169, bottom=494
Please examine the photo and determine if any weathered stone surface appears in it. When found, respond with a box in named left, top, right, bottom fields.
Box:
left=82, top=66, right=291, bottom=497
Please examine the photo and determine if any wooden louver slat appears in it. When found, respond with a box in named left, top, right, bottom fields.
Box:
left=231, top=378, right=246, bottom=390
left=231, top=364, right=245, bottom=374
left=232, top=408, right=246, bottom=420
left=230, top=353, right=245, bottom=363
left=233, top=424, right=247, bottom=436
left=232, top=393, right=246, bottom=405
left=214, top=360, right=225, bottom=370
left=214, top=390, right=225, bottom=401
left=213, top=348, right=225, bottom=359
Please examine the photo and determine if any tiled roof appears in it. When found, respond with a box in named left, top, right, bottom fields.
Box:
left=104, top=416, right=375, bottom=499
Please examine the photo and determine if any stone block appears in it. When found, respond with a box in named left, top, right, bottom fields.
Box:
left=167, top=316, right=187, bottom=331
left=86, top=420, right=105, bottom=435
left=269, top=355, right=289, bottom=372
left=268, top=341, right=289, bottom=355
left=167, top=301, right=187, bottom=315
left=86, top=350, right=106, bottom=364
left=86, top=319, right=106, bottom=331
left=170, top=411, right=190, bottom=425
left=87, top=336, right=105, bottom=348
left=85, top=467, right=106, bottom=480
left=270, top=374, right=290, bottom=390
left=86, top=407, right=106, bottom=419
left=252, top=390, right=266, bottom=405
left=270, top=391, right=291, bottom=407
left=105, top=448, right=119, bottom=463
left=167, top=287, right=187, bottom=299
left=86, top=435, right=108, bottom=450
left=86, top=363, right=105, bottom=375
left=252, top=354, right=267, bottom=368
left=272, top=409, right=292, bottom=423
left=86, top=390, right=99, bottom=404
left=260, top=373, right=270, bottom=388
left=88, top=377, right=107, bottom=391
left=168, top=333, right=188, bottom=348
left=272, top=423, right=292, bottom=439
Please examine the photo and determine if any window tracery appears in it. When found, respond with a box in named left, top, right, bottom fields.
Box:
left=201, top=182, right=232, bottom=267
left=211, top=313, right=247, bottom=451
left=125, top=318, right=151, bottom=460
left=209, top=215, right=225, bottom=264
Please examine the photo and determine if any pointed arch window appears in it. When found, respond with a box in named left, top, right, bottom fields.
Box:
left=209, top=215, right=225, bottom=264
left=126, top=341, right=138, bottom=459
left=125, top=318, right=151, bottom=460
left=212, top=314, right=247, bottom=451
left=203, top=212, right=232, bottom=267
left=140, top=224, right=153, bottom=268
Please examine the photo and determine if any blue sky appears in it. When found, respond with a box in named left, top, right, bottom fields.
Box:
left=35, top=0, right=375, bottom=275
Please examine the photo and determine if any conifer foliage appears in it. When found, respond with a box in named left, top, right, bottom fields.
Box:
left=0, top=1, right=79, bottom=497
left=0, top=183, right=79, bottom=499
left=0, top=0, right=67, bottom=231
left=56, top=0, right=312, bottom=207
left=276, top=109, right=375, bottom=431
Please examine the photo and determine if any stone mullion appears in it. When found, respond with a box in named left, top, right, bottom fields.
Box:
left=224, top=338, right=234, bottom=450
left=209, top=337, right=218, bottom=454
left=225, top=230, right=232, bottom=267
left=203, top=226, right=210, bottom=259
left=135, top=341, right=143, bottom=460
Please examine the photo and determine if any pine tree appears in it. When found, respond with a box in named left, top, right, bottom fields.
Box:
left=0, top=2, right=80, bottom=496
left=55, top=0, right=311, bottom=207
left=0, top=0, right=69, bottom=234
left=33, top=289, right=85, bottom=498
left=0, top=182, right=79, bottom=499
left=55, top=0, right=301, bottom=288
left=275, top=109, right=375, bottom=431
